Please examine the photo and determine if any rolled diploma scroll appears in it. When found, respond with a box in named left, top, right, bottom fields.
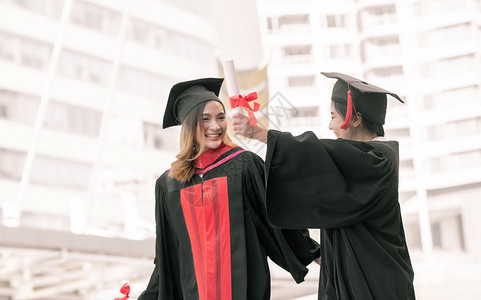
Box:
left=222, top=60, right=244, bottom=115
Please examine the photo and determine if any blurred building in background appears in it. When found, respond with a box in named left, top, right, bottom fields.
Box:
left=0, top=0, right=219, bottom=298
left=256, top=0, right=481, bottom=298
left=0, top=0, right=278, bottom=299
left=0, top=0, right=220, bottom=236
left=1, top=0, right=481, bottom=299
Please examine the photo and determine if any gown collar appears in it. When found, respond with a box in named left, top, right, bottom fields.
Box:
left=195, top=143, right=234, bottom=170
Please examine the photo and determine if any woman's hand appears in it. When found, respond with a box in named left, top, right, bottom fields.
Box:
left=232, top=113, right=268, bottom=144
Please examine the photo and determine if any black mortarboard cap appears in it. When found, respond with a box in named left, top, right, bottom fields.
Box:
left=163, top=78, right=224, bottom=129
left=321, top=72, right=403, bottom=129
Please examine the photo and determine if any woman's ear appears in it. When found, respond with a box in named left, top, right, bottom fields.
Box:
left=353, top=112, right=363, bottom=128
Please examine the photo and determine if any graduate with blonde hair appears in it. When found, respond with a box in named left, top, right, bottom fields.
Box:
left=138, top=78, right=320, bottom=300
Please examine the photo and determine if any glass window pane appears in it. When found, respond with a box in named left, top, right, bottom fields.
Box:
left=19, top=37, right=52, bottom=70
left=0, top=148, right=25, bottom=181
left=0, top=89, right=39, bottom=124
left=70, top=0, right=121, bottom=36
left=117, top=66, right=172, bottom=100
left=288, top=75, right=315, bottom=87
left=30, top=155, right=91, bottom=190
left=0, top=31, right=16, bottom=61
left=43, top=102, right=102, bottom=136
left=57, top=50, right=112, bottom=85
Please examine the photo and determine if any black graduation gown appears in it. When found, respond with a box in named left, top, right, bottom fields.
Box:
left=138, top=146, right=319, bottom=300
left=264, top=130, right=415, bottom=300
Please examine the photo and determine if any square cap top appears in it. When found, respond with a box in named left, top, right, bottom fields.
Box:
left=321, top=72, right=403, bottom=126
left=163, top=78, right=224, bottom=129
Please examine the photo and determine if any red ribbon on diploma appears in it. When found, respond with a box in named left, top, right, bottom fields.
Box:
left=113, top=283, right=130, bottom=300
left=229, top=92, right=260, bottom=126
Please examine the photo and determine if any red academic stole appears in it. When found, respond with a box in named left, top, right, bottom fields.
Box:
left=181, top=177, right=232, bottom=300
left=180, top=145, right=246, bottom=299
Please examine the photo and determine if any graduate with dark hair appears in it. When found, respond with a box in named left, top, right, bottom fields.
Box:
left=137, top=78, right=320, bottom=300
left=232, top=72, right=416, bottom=300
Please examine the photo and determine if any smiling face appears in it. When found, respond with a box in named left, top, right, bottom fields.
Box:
left=194, top=100, right=227, bottom=152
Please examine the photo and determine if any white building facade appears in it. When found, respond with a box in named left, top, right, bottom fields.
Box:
left=256, top=0, right=481, bottom=298
left=0, top=0, right=219, bottom=298
left=0, top=0, right=220, bottom=237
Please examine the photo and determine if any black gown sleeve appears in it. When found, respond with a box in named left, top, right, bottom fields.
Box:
left=265, top=130, right=399, bottom=229
left=138, top=175, right=183, bottom=300
left=242, top=152, right=320, bottom=283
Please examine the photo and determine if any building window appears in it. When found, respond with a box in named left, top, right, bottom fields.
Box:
left=287, top=75, right=315, bottom=87
left=170, top=34, right=214, bottom=63
left=399, top=159, right=415, bottom=180
left=18, top=36, right=52, bottom=70
left=296, top=106, right=318, bottom=118
left=429, top=150, right=481, bottom=173
left=104, top=115, right=144, bottom=147
left=400, top=159, right=414, bottom=168
left=44, top=101, right=102, bottom=136
left=150, top=0, right=207, bottom=17
left=126, top=18, right=216, bottom=64
left=57, top=50, right=112, bottom=85
left=431, top=212, right=465, bottom=251
left=426, top=125, right=443, bottom=141
left=271, top=106, right=297, bottom=128
left=0, top=31, right=15, bottom=61
left=417, top=23, right=471, bottom=48
left=386, top=127, right=410, bottom=139
left=443, top=55, right=475, bottom=74
left=283, top=105, right=321, bottom=128
left=330, top=44, right=352, bottom=60
left=9, top=0, right=65, bottom=19
left=143, top=122, right=163, bottom=150
left=0, top=31, right=52, bottom=70
left=427, top=117, right=481, bottom=141
left=0, top=103, right=6, bottom=118
left=0, top=149, right=91, bottom=189
left=0, top=148, right=25, bottom=181
left=70, top=0, right=122, bottom=36
left=128, top=18, right=168, bottom=49
left=282, top=45, right=311, bottom=56
left=21, top=211, right=70, bottom=232
left=268, top=14, right=311, bottom=33
left=267, top=17, right=274, bottom=31
left=279, top=14, right=309, bottom=26
left=326, top=14, right=346, bottom=28
left=448, top=118, right=481, bottom=138
left=413, top=0, right=465, bottom=16
left=143, top=121, right=178, bottom=152
left=360, top=4, right=397, bottom=28
left=0, top=89, right=39, bottom=124
left=367, top=66, right=403, bottom=81
left=419, top=63, right=432, bottom=77
left=281, top=45, right=313, bottom=63
left=364, top=36, right=401, bottom=59
left=117, top=66, right=172, bottom=100
left=423, top=86, right=478, bottom=110
left=31, top=155, right=91, bottom=190
left=275, top=14, right=310, bottom=33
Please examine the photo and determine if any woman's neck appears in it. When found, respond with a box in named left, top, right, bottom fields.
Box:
left=351, top=129, right=377, bottom=142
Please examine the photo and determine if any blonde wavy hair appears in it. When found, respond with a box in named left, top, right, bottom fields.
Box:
left=169, top=101, right=236, bottom=182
